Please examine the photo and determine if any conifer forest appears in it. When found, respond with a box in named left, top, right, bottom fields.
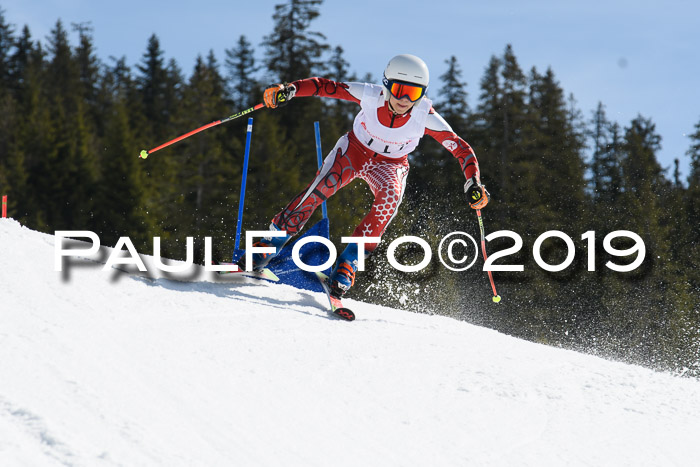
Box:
left=0, top=1, right=698, bottom=375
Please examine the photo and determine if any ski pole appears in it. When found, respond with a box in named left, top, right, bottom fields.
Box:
left=138, top=103, right=265, bottom=159
left=476, top=209, right=502, bottom=303
left=313, top=121, right=328, bottom=220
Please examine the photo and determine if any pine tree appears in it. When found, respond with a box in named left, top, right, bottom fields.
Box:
left=600, top=115, right=694, bottom=368
left=662, top=136, right=700, bottom=377
left=688, top=119, right=700, bottom=186
left=225, top=35, right=258, bottom=109
left=164, top=57, right=184, bottom=123
left=436, top=55, right=469, bottom=131
left=500, top=44, right=528, bottom=176
left=327, top=45, right=350, bottom=81
left=621, top=116, right=665, bottom=195
left=136, top=34, right=180, bottom=141
left=135, top=36, right=184, bottom=237
left=0, top=7, right=14, bottom=87
left=518, top=68, right=591, bottom=341
left=90, top=54, right=154, bottom=249
left=95, top=96, right=153, bottom=248
left=0, top=7, right=15, bottom=205
left=31, top=20, right=98, bottom=229
left=72, top=23, right=99, bottom=105
left=261, top=0, right=328, bottom=150
left=46, top=20, right=78, bottom=100
left=589, top=102, right=609, bottom=197
left=526, top=67, right=586, bottom=226
left=136, top=34, right=164, bottom=128
left=683, top=120, right=700, bottom=374
left=472, top=45, right=529, bottom=222
left=262, top=0, right=329, bottom=83
left=588, top=104, right=625, bottom=204
left=8, top=25, right=32, bottom=94
left=473, top=55, right=503, bottom=194
left=101, top=55, right=142, bottom=144
left=683, top=119, right=700, bottom=291
left=603, top=122, right=625, bottom=201
left=8, top=27, right=49, bottom=227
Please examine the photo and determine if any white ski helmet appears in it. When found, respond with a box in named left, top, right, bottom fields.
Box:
left=382, top=54, right=430, bottom=102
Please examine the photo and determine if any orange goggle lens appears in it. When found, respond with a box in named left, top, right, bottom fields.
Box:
left=389, top=81, right=425, bottom=102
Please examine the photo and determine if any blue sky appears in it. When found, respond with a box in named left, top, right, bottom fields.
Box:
left=4, top=0, right=698, bottom=179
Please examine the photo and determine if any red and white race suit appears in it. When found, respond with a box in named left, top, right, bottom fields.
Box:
left=271, top=77, right=481, bottom=253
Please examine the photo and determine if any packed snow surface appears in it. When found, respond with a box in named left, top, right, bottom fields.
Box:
left=1, top=219, right=699, bottom=466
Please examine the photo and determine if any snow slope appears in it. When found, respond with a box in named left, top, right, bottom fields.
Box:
left=1, top=218, right=699, bottom=467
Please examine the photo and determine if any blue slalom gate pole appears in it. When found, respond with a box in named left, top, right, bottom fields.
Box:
left=314, top=121, right=328, bottom=220
left=234, top=118, right=254, bottom=256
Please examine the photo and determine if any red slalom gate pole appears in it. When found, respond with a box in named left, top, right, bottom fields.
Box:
left=476, top=209, right=501, bottom=303
left=138, top=103, right=265, bottom=159
left=2, top=195, right=6, bottom=218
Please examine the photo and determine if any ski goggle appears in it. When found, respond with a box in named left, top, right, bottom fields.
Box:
left=383, top=77, right=426, bottom=102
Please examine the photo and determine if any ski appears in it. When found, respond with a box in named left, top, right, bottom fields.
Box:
left=314, top=271, right=355, bottom=321
left=216, top=263, right=279, bottom=282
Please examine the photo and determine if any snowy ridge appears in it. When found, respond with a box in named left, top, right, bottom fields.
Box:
left=1, top=218, right=699, bottom=466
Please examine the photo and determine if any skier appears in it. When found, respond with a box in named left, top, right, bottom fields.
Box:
left=246, top=54, right=489, bottom=299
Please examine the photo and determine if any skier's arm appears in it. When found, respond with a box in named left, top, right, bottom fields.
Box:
left=289, top=77, right=364, bottom=104
left=263, top=78, right=365, bottom=108
left=424, top=109, right=479, bottom=181
left=425, top=108, right=489, bottom=209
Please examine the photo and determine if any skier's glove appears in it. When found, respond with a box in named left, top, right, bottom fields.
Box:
left=464, top=176, right=490, bottom=209
left=263, top=83, right=296, bottom=109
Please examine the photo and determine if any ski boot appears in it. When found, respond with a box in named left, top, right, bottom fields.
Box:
left=238, top=224, right=291, bottom=271
left=329, top=245, right=360, bottom=299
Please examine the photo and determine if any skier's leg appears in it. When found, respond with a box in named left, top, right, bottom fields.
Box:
left=272, top=134, right=358, bottom=234
left=330, top=157, right=410, bottom=296
left=250, top=134, right=358, bottom=270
